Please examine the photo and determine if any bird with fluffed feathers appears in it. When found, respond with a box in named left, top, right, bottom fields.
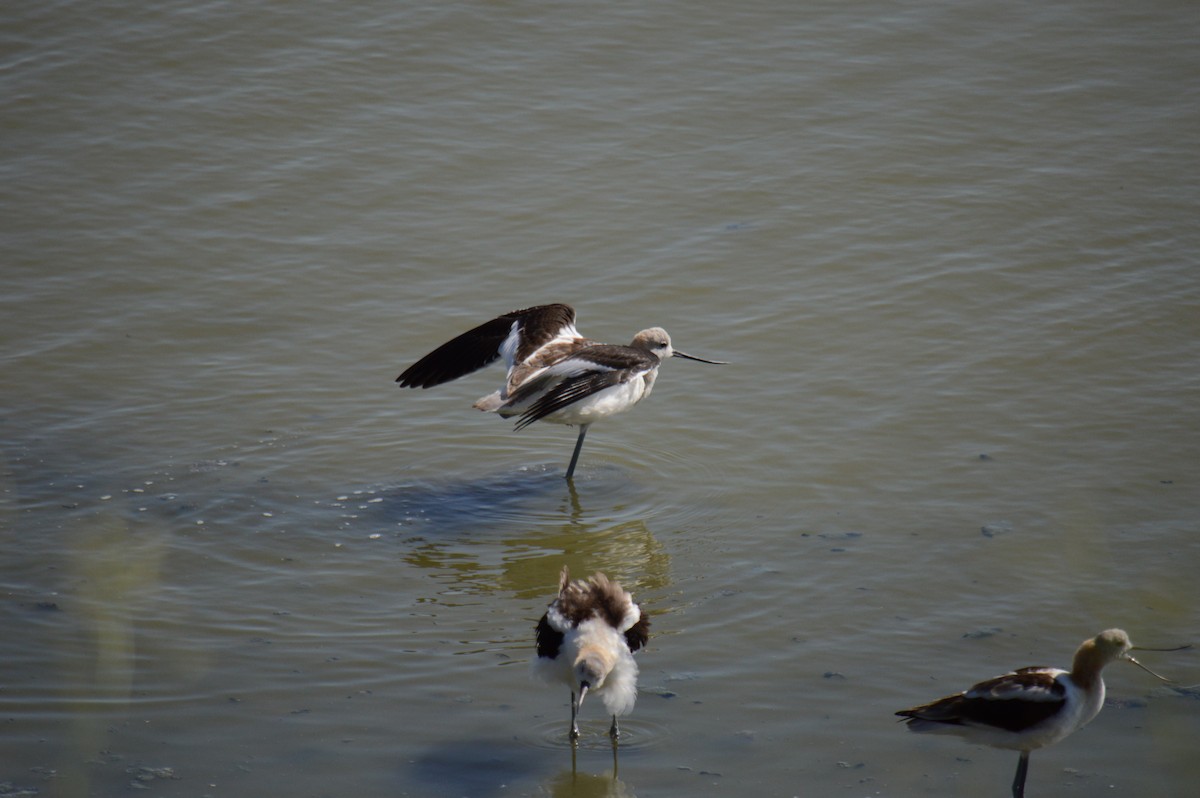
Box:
left=533, top=566, right=650, bottom=742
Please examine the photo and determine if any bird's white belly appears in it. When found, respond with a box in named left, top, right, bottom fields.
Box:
left=541, top=377, right=649, bottom=427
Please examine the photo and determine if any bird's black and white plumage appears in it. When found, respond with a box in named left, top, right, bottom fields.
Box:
left=533, top=566, right=650, bottom=742
left=896, top=629, right=1177, bottom=798
left=396, top=303, right=724, bottom=479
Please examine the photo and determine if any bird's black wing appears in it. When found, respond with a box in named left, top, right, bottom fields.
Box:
left=397, top=314, right=516, bottom=388
left=396, top=304, right=575, bottom=389
left=624, top=614, right=650, bottom=653
left=511, top=304, right=577, bottom=363
left=535, top=612, right=565, bottom=659
left=896, top=669, right=1068, bottom=733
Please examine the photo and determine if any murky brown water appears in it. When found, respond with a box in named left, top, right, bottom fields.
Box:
left=3, top=1, right=1198, bottom=796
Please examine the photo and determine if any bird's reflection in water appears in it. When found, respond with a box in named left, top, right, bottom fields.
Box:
left=542, top=744, right=634, bottom=798
left=373, top=468, right=671, bottom=600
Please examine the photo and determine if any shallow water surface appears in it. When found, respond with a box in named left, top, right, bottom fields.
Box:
left=3, top=1, right=1199, bottom=796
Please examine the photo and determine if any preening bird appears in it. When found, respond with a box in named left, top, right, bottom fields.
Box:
left=533, top=566, right=650, bottom=742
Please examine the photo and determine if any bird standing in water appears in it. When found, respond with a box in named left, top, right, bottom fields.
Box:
left=896, top=628, right=1183, bottom=798
left=534, top=566, right=650, bottom=742
left=396, top=303, right=725, bottom=479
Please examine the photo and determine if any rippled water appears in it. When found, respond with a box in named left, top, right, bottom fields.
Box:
left=3, top=1, right=1199, bottom=796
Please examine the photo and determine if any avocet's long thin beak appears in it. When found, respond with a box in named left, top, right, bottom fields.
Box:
left=1126, top=655, right=1174, bottom=683
left=673, top=350, right=728, bottom=364
left=1132, top=644, right=1193, bottom=652
left=1126, top=643, right=1190, bottom=683
left=578, top=683, right=589, bottom=707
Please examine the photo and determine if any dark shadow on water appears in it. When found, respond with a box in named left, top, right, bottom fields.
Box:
left=409, top=738, right=543, bottom=797
left=371, top=465, right=598, bottom=532
left=365, top=463, right=661, bottom=532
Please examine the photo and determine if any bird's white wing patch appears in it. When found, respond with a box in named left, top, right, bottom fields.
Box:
left=616, top=602, right=640, bottom=634
left=546, top=604, right=575, bottom=634
left=541, top=355, right=619, bottom=378
left=967, top=668, right=1066, bottom=702
left=498, top=321, right=523, bottom=369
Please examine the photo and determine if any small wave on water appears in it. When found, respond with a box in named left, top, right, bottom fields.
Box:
left=521, top=716, right=671, bottom=753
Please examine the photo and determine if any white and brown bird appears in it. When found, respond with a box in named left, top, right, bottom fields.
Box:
left=896, top=629, right=1182, bottom=798
left=396, top=303, right=725, bottom=479
left=534, top=566, right=650, bottom=742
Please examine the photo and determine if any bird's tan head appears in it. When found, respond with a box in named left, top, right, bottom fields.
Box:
left=1092, top=628, right=1133, bottom=660
left=630, top=327, right=727, bottom=364
left=630, top=327, right=673, bottom=358
left=1076, top=628, right=1179, bottom=687
left=573, top=645, right=616, bottom=705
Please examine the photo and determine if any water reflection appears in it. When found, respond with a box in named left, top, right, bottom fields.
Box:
left=59, top=507, right=168, bottom=798
left=363, top=469, right=672, bottom=598
left=547, top=744, right=633, bottom=797
left=408, top=737, right=635, bottom=797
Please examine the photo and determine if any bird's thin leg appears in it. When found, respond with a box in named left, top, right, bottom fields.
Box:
left=569, top=690, right=580, bottom=742
left=564, top=424, right=590, bottom=480
left=608, top=714, right=620, bottom=741
left=1012, top=751, right=1030, bottom=798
